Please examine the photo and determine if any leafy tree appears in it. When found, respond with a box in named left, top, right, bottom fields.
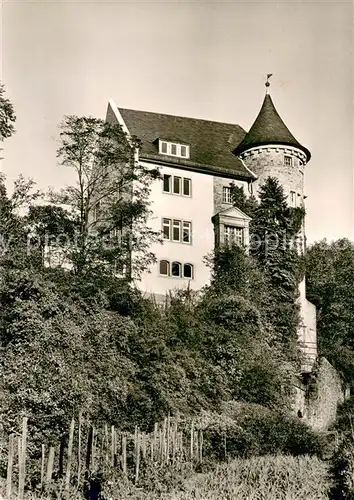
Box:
left=230, top=184, right=258, bottom=217
left=0, top=83, right=16, bottom=140
left=306, top=238, right=354, bottom=381
left=54, top=115, right=161, bottom=278
left=250, top=177, right=305, bottom=351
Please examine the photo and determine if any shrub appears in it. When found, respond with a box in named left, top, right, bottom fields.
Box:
left=191, top=403, right=326, bottom=460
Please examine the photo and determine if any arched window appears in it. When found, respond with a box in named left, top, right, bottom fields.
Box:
left=171, top=262, right=181, bottom=277
left=183, top=263, right=193, bottom=279
left=159, top=260, right=169, bottom=276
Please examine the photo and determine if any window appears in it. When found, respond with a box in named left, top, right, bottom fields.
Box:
left=163, top=175, right=191, bottom=197
left=290, top=190, right=296, bottom=207
left=163, top=218, right=171, bottom=240
left=183, top=263, right=193, bottom=279
left=284, top=155, right=292, bottom=166
left=163, top=174, right=172, bottom=193
left=224, top=226, right=244, bottom=246
left=183, top=178, right=191, bottom=196
left=162, top=218, right=192, bottom=244
left=173, top=176, right=181, bottom=194
left=222, top=186, right=232, bottom=204
left=159, top=260, right=194, bottom=279
left=172, top=261, right=181, bottom=277
left=93, top=201, right=101, bottom=222
left=159, top=140, right=190, bottom=159
left=183, top=221, right=191, bottom=243
left=159, top=260, right=169, bottom=276
left=172, top=220, right=181, bottom=241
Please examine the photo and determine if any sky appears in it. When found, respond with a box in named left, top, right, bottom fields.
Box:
left=1, top=0, right=353, bottom=244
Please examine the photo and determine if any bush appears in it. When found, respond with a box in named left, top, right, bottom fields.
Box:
left=191, top=403, right=326, bottom=460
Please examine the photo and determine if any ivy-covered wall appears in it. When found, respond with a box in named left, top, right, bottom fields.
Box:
left=304, top=357, right=346, bottom=431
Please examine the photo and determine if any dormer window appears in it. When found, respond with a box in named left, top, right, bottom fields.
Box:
left=159, top=140, right=190, bottom=159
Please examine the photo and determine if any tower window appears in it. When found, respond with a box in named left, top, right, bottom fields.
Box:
left=284, top=155, right=292, bottom=166
left=222, top=186, right=232, bottom=204
left=290, top=191, right=297, bottom=207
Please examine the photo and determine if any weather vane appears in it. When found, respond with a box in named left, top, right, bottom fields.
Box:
left=265, top=73, right=273, bottom=94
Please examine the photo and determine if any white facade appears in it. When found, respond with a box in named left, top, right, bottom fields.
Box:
left=137, top=162, right=218, bottom=296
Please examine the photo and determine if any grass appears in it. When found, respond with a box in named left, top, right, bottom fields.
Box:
left=0, top=454, right=331, bottom=499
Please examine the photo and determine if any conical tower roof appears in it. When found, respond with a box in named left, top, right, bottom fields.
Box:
left=233, top=94, right=311, bottom=161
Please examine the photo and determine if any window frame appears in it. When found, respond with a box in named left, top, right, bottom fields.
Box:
left=158, top=260, right=194, bottom=279
left=171, top=261, right=182, bottom=277
left=183, top=263, right=193, bottom=279
left=224, top=225, right=244, bottom=247
left=159, top=260, right=170, bottom=276
left=284, top=155, right=292, bottom=167
left=159, top=140, right=190, bottom=159
left=290, top=190, right=297, bottom=207
left=161, top=218, right=192, bottom=244
left=163, top=174, right=172, bottom=193
left=222, top=186, right=232, bottom=204
left=162, top=218, right=171, bottom=240
left=163, top=174, right=192, bottom=198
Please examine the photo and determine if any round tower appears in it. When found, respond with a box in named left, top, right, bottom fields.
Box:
left=233, top=84, right=311, bottom=211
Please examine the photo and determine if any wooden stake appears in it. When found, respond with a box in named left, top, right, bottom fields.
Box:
left=65, top=418, right=75, bottom=490
left=91, top=425, right=96, bottom=472
left=199, top=430, right=203, bottom=462
left=18, top=416, right=28, bottom=499
left=45, top=447, right=55, bottom=486
left=122, top=435, right=127, bottom=475
left=40, top=444, right=45, bottom=489
left=135, top=431, right=140, bottom=484
left=86, top=425, right=93, bottom=471
left=152, top=422, right=158, bottom=462
left=6, top=434, right=14, bottom=499
left=166, top=414, right=170, bottom=464
left=190, top=421, right=194, bottom=460
left=78, top=415, right=82, bottom=485
left=111, top=425, right=115, bottom=466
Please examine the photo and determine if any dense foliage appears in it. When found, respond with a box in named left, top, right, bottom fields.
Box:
left=0, top=88, right=327, bottom=483
left=306, top=238, right=354, bottom=382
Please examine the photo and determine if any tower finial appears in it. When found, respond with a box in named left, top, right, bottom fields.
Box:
left=265, top=73, right=273, bottom=94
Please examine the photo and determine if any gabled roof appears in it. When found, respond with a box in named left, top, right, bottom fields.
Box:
left=116, top=107, right=255, bottom=181
left=233, top=94, right=311, bottom=161
left=214, top=205, right=252, bottom=221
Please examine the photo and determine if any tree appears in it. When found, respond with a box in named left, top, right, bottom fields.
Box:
left=230, top=184, right=258, bottom=217
left=0, top=83, right=16, bottom=140
left=306, top=238, right=354, bottom=381
left=249, top=177, right=305, bottom=351
left=54, top=115, right=161, bottom=278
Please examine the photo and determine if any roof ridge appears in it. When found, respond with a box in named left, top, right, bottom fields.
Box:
left=118, top=107, right=245, bottom=130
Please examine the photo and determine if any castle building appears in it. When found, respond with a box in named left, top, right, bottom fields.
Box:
left=106, top=84, right=317, bottom=376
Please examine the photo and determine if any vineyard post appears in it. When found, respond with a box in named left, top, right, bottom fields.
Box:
left=6, top=433, right=14, bottom=498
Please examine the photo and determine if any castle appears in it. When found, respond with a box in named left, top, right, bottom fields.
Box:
left=106, top=82, right=317, bottom=381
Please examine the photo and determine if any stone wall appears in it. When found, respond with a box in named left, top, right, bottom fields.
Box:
left=213, top=177, right=248, bottom=215
left=304, top=357, right=345, bottom=431
left=240, top=145, right=306, bottom=205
